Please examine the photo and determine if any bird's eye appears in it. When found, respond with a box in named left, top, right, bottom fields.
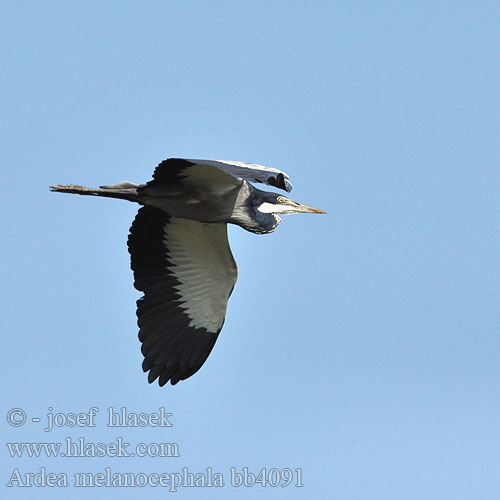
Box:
left=277, top=196, right=288, bottom=203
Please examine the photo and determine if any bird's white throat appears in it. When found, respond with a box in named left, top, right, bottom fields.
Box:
left=257, top=202, right=287, bottom=214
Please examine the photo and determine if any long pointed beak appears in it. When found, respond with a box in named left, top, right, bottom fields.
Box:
left=289, top=200, right=327, bottom=214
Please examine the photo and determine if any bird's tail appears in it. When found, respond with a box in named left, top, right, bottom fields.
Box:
left=49, top=182, right=140, bottom=203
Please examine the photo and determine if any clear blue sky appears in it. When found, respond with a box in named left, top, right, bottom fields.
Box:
left=2, top=1, right=499, bottom=498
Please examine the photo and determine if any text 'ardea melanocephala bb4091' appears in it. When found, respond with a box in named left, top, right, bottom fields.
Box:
left=50, top=158, right=325, bottom=386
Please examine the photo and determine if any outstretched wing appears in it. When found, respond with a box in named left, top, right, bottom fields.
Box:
left=146, top=158, right=292, bottom=192
left=189, top=159, right=293, bottom=192
left=127, top=206, right=238, bottom=386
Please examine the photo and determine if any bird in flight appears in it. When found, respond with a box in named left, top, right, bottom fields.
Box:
left=50, top=158, right=325, bottom=386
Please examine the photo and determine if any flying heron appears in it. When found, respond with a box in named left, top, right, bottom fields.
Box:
left=50, top=158, right=325, bottom=386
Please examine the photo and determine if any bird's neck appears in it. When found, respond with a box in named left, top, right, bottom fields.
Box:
left=230, top=207, right=280, bottom=234
left=252, top=211, right=281, bottom=234
left=230, top=182, right=281, bottom=234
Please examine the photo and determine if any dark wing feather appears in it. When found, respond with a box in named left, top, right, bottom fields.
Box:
left=186, top=159, right=292, bottom=192
left=145, top=158, right=292, bottom=192
left=128, top=206, right=238, bottom=386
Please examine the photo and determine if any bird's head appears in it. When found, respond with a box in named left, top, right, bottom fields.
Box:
left=256, top=193, right=326, bottom=216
